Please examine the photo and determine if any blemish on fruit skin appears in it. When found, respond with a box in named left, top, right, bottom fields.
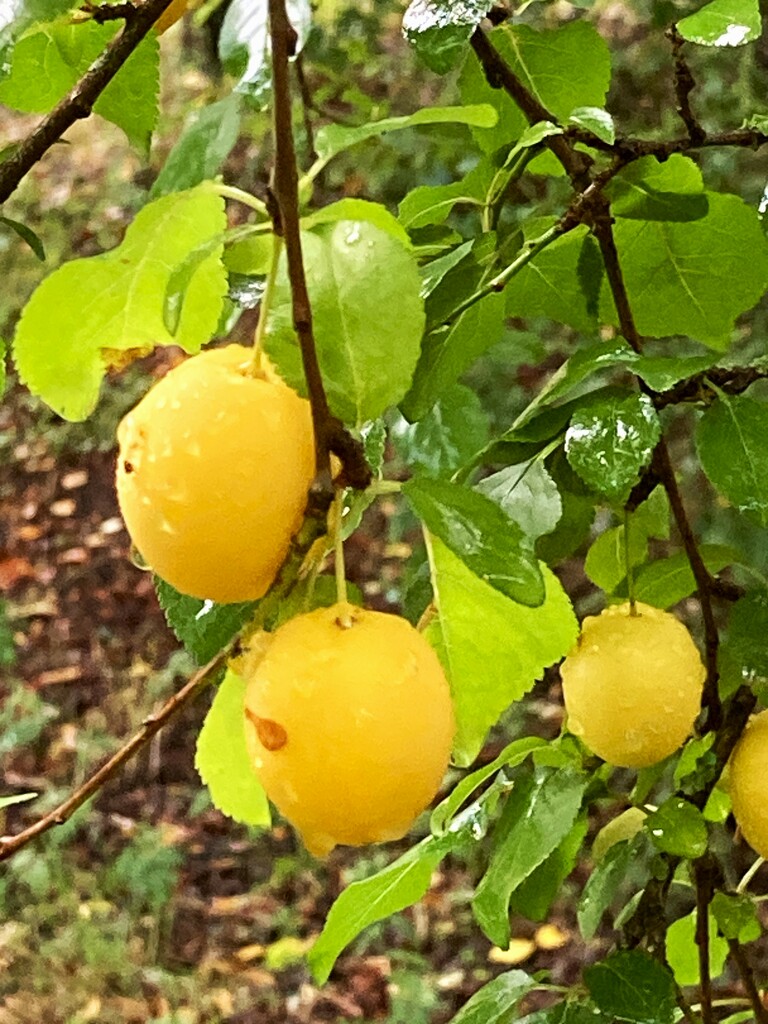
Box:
left=246, top=708, right=288, bottom=751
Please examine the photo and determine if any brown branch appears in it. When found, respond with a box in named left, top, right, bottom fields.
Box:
left=728, top=938, right=768, bottom=1023
left=0, top=0, right=176, bottom=205
left=0, top=651, right=225, bottom=862
left=294, top=54, right=318, bottom=163
left=80, top=1, right=140, bottom=23
left=267, top=0, right=370, bottom=502
left=694, top=857, right=716, bottom=1024
left=668, top=26, right=706, bottom=145
left=656, top=365, right=768, bottom=409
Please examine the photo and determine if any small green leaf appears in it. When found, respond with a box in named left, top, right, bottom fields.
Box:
left=13, top=185, right=227, bottom=421
left=569, top=106, right=615, bottom=144
left=666, top=909, right=729, bottom=986
left=399, top=162, right=494, bottom=230
left=155, top=577, right=257, bottom=665
left=0, top=215, right=45, bottom=260
left=711, top=891, right=762, bottom=942
left=719, top=587, right=768, bottom=698
left=393, top=384, right=490, bottom=479
left=449, top=970, right=536, bottom=1023
left=402, top=0, right=493, bottom=74
left=617, top=544, right=737, bottom=608
left=585, top=524, right=650, bottom=594
left=632, top=353, right=716, bottom=391
left=313, top=104, right=498, bottom=164
left=566, top=391, right=661, bottom=502
left=404, top=478, right=544, bottom=606
left=0, top=792, right=37, bottom=810
left=510, top=813, right=588, bottom=921
left=645, top=797, right=708, bottom=859
left=578, top=834, right=652, bottom=941
left=218, top=0, right=311, bottom=104
left=473, top=766, right=587, bottom=947
left=585, top=950, right=676, bottom=1024
left=151, top=94, right=241, bottom=198
left=677, top=0, right=760, bottom=47
left=476, top=461, right=562, bottom=540
left=195, top=669, right=270, bottom=826
left=303, top=199, right=411, bottom=247
left=607, top=155, right=709, bottom=222
left=696, top=394, right=768, bottom=526
left=266, top=221, right=424, bottom=425
left=426, top=538, right=578, bottom=765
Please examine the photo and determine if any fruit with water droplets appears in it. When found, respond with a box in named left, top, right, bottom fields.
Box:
left=239, top=602, right=455, bottom=856
left=561, top=601, right=705, bottom=768
left=730, top=709, right=768, bottom=858
left=116, top=345, right=315, bottom=603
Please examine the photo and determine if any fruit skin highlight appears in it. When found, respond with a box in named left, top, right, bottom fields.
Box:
left=240, top=602, right=456, bottom=856
left=116, top=345, right=315, bottom=604
left=560, top=601, right=705, bottom=769
left=730, top=709, right=768, bottom=859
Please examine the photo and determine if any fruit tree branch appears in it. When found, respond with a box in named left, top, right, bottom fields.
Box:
left=0, top=650, right=226, bottom=862
left=267, top=0, right=370, bottom=499
left=0, top=0, right=177, bottom=205
left=668, top=26, right=705, bottom=145
left=728, top=938, right=768, bottom=1023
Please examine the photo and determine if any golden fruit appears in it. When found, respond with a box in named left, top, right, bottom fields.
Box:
left=240, top=602, right=455, bottom=856
left=116, top=345, right=315, bottom=603
left=154, top=0, right=188, bottom=34
left=730, top=710, right=768, bottom=858
left=561, top=601, right=705, bottom=769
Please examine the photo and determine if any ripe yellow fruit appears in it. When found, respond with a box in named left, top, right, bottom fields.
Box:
left=240, top=603, right=456, bottom=856
left=116, top=345, right=315, bottom=604
left=154, top=0, right=188, bottom=34
left=730, top=710, right=768, bottom=858
left=561, top=601, right=705, bottom=769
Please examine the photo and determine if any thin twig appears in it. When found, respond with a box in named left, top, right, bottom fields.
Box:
left=694, top=858, right=715, bottom=1024
left=668, top=26, right=706, bottom=145
left=0, top=651, right=225, bottom=862
left=294, top=53, right=318, bottom=163
left=0, top=0, right=176, bottom=205
left=728, top=939, right=768, bottom=1024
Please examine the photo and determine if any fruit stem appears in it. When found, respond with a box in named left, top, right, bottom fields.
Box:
left=214, top=183, right=269, bottom=218
left=332, top=492, right=351, bottom=624
left=252, top=232, right=284, bottom=371
left=624, top=509, right=638, bottom=616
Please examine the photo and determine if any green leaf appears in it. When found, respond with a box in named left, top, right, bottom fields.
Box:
left=195, top=669, right=271, bottom=826
left=472, top=766, right=587, bottom=947
left=645, top=797, right=708, bottom=859
left=618, top=544, right=737, bottom=608
left=518, top=1005, right=611, bottom=1024
left=266, top=221, right=424, bottom=425
left=399, top=160, right=494, bottom=230
left=711, top=891, right=762, bottom=943
left=392, top=383, right=490, bottom=478
left=566, top=391, right=661, bottom=502
left=719, top=588, right=768, bottom=698
left=314, top=104, right=498, bottom=164
left=218, top=0, right=311, bottom=105
left=585, top=950, right=676, bottom=1024
left=585, top=524, right=649, bottom=595
left=504, top=224, right=603, bottom=333
left=0, top=339, right=6, bottom=397
left=0, top=20, right=158, bottom=152
left=405, top=478, right=544, bottom=605
left=309, top=823, right=467, bottom=984
left=423, top=232, right=497, bottom=329
left=677, top=0, right=761, bottom=46
left=603, top=193, right=768, bottom=347
left=151, top=95, right=242, bottom=198
left=13, top=185, right=227, bottom=420
left=607, top=155, right=709, bottom=222
left=427, top=538, right=578, bottom=765
left=449, top=970, right=536, bottom=1023
left=510, top=813, right=588, bottom=921
left=0, top=215, right=45, bottom=260
left=696, top=394, right=768, bottom=526
left=0, top=792, right=37, bottom=810
left=155, top=578, right=257, bottom=665
left=578, top=834, right=651, bottom=941
left=402, top=0, right=493, bottom=74
left=430, top=736, right=547, bottom=834
left=569, top=106, right=615, bottom=144
left=460, top=21, right=611, bottom=168
left=475, top=460, right=562, bottom=540
left=401, top=292, right=506, bottom=421
left=666, top=909, right=729, bottom=987
left=302, top=199, right=411, bottom=247
left=631, top=353, right=716, bottom=391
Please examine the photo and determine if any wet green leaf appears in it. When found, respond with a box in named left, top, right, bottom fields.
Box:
left=645, top=797, right=708, bottom=859
left=404, top=477, right=544, bottom=605
left=566, top=391, right=661, bottom=502
left=426, top=539, right=578, bottom=765
left=393, top=384, right=490, bottom=478
left=569, top=105, right=615, bottom=144
left=578, top=833, right=652, bottom=940
left=510, top=813, right=588, bottom=921
left=678, top=0, right=760, bottom=47
left=696, top=394, right=768, bottom=526
left=402, top=0, right=493, bottom=73
left=155, top=577, right=257, bottom=665
left=450, top=970, right=536, bottom=1023
left=585, top=950, right=676, bottom=1024
left=476, top=460, right=562, bottom=540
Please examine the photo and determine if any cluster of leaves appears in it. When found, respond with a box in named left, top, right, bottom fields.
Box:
left=5, top=0, right=768, bottom=1020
